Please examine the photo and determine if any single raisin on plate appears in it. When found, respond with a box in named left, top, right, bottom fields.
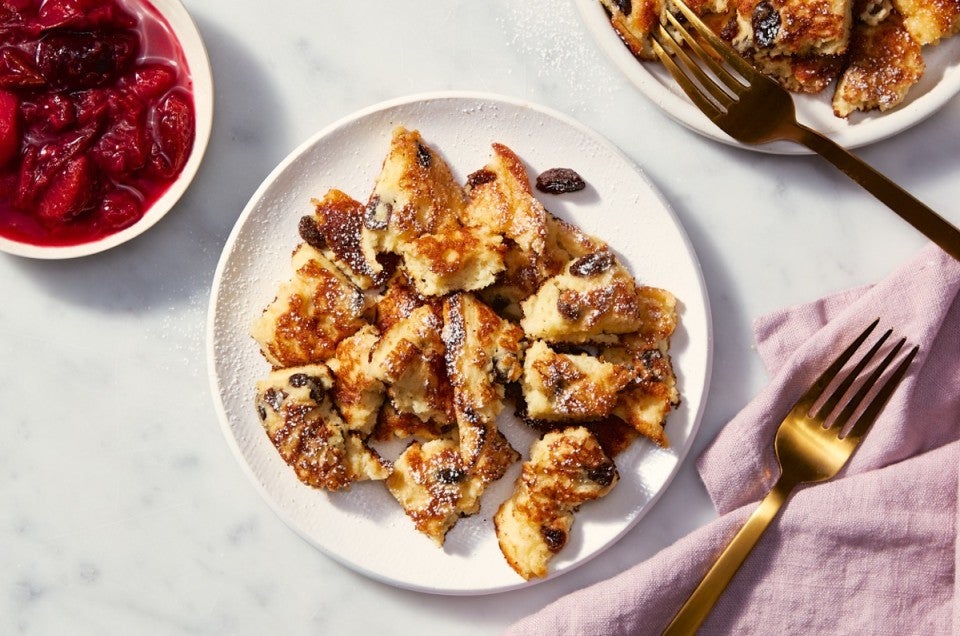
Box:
left=535, top=167, right=586, bottom=194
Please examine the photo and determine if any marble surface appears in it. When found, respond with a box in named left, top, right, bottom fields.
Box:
left=2, top=1, right=958, bottom=634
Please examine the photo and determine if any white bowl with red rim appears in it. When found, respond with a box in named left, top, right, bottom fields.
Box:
left=0, top=0, right=213, bottom=259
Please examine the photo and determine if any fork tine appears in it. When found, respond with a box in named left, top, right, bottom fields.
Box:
left=839, top=343, right=918, bottom=443
left=670, top=0, right=758, bottom=79
left=791, top=319, right=880, bottom=414
left=815, top=328, right=892, bottom=423
left=661, top=11, right=745, bottom=98
left=651, top=33, right=726, bottom=119
left=653, top=26, right=734, bottom=108
left=828, top=337, right=903, bottom=430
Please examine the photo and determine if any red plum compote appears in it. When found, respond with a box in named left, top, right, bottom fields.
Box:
left=0, top=0, right=196, bottom=247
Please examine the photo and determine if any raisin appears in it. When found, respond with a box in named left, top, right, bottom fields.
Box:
left=535, top=167, right=586, bottom=194
left=466, top=168, right=496, bottom=189
left=557, top=291, right=582, bottom=321
left=614, top=0, right=632, bottom=14
left=587, top=462, right=617, bottom=487
left=298, top=215, right=326, bottom=249
left=288, top=373, right=310, bottom=387
left=541, top=526, right=567, bottom=552
left=569, top=251, right=615, bottom=277
left=752, top=2, right=781, bottom=48
left=262, top=388, right=285, bottom=412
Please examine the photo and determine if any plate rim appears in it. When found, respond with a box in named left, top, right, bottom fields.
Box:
left=205, top=89, right=715, bottom=595
left=573, top=0, right=960, bottom=155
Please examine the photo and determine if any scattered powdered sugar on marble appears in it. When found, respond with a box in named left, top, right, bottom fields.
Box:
left=497, top=1, right=619, bottom=113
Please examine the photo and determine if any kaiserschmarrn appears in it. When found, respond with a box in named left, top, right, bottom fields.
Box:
left=250, top=126, right=682, bottom=579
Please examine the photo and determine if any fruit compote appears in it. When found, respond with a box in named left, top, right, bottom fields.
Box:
left=0, top=0, right=196, bottom=247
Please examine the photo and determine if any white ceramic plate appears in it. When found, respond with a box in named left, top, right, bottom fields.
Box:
left=0, top=0, right=213, bottom=259
left=575, top=0, right=960, bottom=154
left=207, top=92, right=713, bottom=595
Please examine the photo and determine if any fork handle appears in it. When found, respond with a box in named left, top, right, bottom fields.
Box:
left=789, top=124, right=960, bottom=263
left=663, top=477, right=797, bottom=636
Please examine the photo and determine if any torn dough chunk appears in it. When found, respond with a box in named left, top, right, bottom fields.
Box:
left=522, top=340, right=634, bottom=422
left=832, top=11, right=925, bottom=117
left=325, top=325, right=385, bottom=436
left=462, top=143, right=551, bottom=318
left=733, top=0, right=853, bottom=57
left=251, top=243, right=370, bottom=368
left=442, top=292, right=525, bottom=465
left=300, top=189, right=391, bottom=290
left=255, top=365, right=390, bottom=491
left=401, top=225, right=505, bottom=296
left=495, top=427, right=619, bottom=579
left=892, top=0, right=960, bottom=44
left=602, top=287, right=680, bottom=447
left=369, top=304, right=453, bottom=424
left=520, top=250, right=644, bottom=344
left=362, top=126, right=466, bottom=257
left=386, top=432, right=519, bottom=546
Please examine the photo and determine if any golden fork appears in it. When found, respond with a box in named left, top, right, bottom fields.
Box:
left=650, top=2, right=960, bottom=263
left=663, top=319, right=919, bottom=635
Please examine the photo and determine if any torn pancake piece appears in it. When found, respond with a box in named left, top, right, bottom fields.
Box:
left=520, top=250, right=644, bottom=344
left=442, top=292, right=525, bottom=465
left=832, top=11, right=925, bottom=116
left=386, top=432, right=519, bottom=546
left=251, top=243, right=370, bottom=368
left=325, top=324, right=385, bottom=436
left=362, top=127, right=466, bottom=256
left=255, top=364, right=390, bottom=491
left=495, top=427, right=619, bottom=579
left=369, top=304, right=453, bottom=424
left=521, top=340, right=634, bottom=422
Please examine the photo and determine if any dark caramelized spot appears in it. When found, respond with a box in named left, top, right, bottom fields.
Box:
left=587, top=462, right=617, bottom=487
left=752, top=2, right=781, bottom=48
left=257, top=405, right=267, bottom=421
left=536, top=167, right=586, bottom=194
left=614, top=0, right=632, bottom=14
left=467, top=168, right=497, bottom=189
left=541, top=526, right=567, bottom=552
left=569, top=251, right=615, bottom=277
left=416, top=142, right=432, bottom=169
left=298, top=215, right=325, bottom=249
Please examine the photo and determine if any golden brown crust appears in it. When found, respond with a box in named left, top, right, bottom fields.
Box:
left=255, top=365, right=390, bottom=490
left=833, top=11, right=925, bottom=116
left=326, top=325, right=385, bottom=435
left=369, top=304, right=454, bottom=424
left=363, top=127, right=467, bottom=255
left=892, top=0, right=960, bottom=43
left=387, top=432, right=519, bottom=546
left=252, top=244, right=370, bottom=368
left=522, top=340, right=634, bottom=422
left=304, top=189, right=390, bottom=289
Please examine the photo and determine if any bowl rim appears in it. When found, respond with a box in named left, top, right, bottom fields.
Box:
left=0, top=0, right=215, bottom=259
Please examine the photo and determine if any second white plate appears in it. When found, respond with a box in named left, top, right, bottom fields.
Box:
left=575, top=0, right=960, bottom=154
left=207, top=92, right=712, bottom=594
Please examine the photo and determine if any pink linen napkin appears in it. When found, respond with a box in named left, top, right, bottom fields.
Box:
left=507, top=243, right=960, bottom=636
